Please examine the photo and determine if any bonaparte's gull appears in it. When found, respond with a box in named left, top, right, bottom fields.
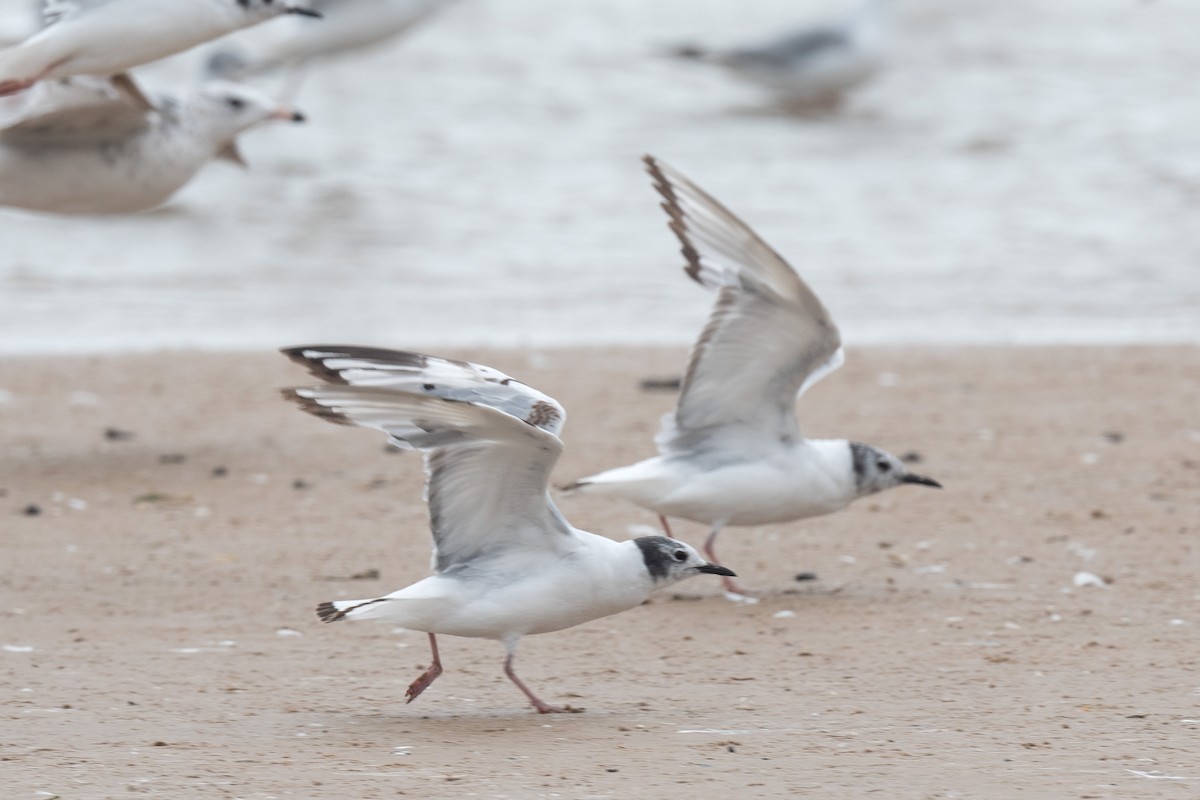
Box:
left=564, top=155, right=940, bottom=595
left=281, top=345, right=735, bottom=714
left=0, top=0, right=320, bottom=97
left=0, top=76, right=303, bottom=214
left=673, top=0, right=888, bottom=112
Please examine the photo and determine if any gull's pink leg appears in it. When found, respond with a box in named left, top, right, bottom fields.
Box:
left=0, top=60, right=67, bottom=97
left=658, top=514, right=675, bottom=539
left=0, top=79, right=35, bottom=97
left=404, top=633, right=443, bottom=704
left=703, top=522, right=752, bottom=596
left=504, top=650, right=582, bottom=714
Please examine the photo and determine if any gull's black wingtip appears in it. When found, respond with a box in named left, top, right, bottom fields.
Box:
left=279, top=345, right=353, bottom=384
left=316, top=601, right=344, bottom=623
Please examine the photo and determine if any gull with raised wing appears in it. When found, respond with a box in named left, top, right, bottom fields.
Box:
left=0, top=76, right=304, bottom=213
left=563, top=156, right=940, bottom=596
left=673, top=0, right=888, bottom=112
left=281, top=346, right=735, bottom=714
left=0, top=0, right=320, bottom=98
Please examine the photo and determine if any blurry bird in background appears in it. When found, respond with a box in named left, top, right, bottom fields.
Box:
left=671, top=0, right=889, bottom=113
left=0, top=0, right=321, bottom=215
left=205, top=0, right=457, bottom=83
left=0, top=77, right=304, bottom=214
left=0, top=0, right=320, bottom=100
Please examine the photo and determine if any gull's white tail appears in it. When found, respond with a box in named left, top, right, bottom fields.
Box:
left=316, top=598, right=395, bottom=623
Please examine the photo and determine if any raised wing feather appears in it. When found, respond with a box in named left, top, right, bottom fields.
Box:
left=282, top=346, right=571, bottom=572
left=644, top=155, right=843, bottom=457
left=282, top=345, right=565, bottom=436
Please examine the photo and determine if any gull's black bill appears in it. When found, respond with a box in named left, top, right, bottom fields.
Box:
left=697, top=563, right=737, bottom=577
left=902, top=473, right=942, bottom=488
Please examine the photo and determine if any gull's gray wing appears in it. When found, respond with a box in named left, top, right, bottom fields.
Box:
left=722, top=27, right=848, bottom=70
left=282, top=346, right=572, bottom=572
left=41, top=0, right=115, bottom=27
left=644, top=155, right=843, bottom=457
left=0, top=75, right=152, bottom=142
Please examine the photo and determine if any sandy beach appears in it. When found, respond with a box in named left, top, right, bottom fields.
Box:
left=3, top=344, right=1198, bottom=798
left=2, top=0, right=1198, bottom=796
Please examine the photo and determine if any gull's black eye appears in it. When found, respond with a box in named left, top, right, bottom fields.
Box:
left=876, top=460, right=891, bottom=472
left=226, top=97, right=246, bottom=110
left=672, top=549, right=688, bottom=562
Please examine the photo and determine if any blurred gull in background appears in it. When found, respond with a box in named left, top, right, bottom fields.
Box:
left=0, top=0, right=319, bottom=99
left=205, top=0, right=457, bottom=81
left=0, top=77, right=304, bottom=214
left=672, top=0, right=889, bottom=112
left=564, top=156, right=940, bottom=597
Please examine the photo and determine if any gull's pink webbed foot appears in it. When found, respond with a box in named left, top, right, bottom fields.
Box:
left=404, top=633, right=444, bottom=704
left=504, top=652, right=583, bottom=714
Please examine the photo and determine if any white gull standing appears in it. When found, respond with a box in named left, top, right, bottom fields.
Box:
left=563, top=156, right=940, bottom=596
left=281, top=345, right=735, bottom=714
left=0, top=76, right=304, bottom=213
left=0, top=0, right=320, bottom=98
left=673, top=0, right=889, bottom=112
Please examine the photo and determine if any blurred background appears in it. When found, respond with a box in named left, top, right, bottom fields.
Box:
left=1, top=0, right=1198, bottom=353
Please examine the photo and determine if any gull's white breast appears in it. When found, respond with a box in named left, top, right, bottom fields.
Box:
left=0, top=126, right=212, bottom=213
left=364, top=534, right=654, bottom=641
left=586, top=439, right=857, bottom=527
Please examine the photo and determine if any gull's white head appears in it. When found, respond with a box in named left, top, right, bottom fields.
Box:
left=178, top=81, right=305, bottom=149
left=849, top=442, right=941, bottom=498
left=633, top=536, right=736, bottom=586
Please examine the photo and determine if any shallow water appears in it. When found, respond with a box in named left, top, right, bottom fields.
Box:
left=2, top=0, right=1199, bottom=354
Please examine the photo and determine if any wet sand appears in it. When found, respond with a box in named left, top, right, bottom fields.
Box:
left=2, top=345, right=1198, bottom=797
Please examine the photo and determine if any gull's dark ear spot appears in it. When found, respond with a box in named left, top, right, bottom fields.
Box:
left=634, top=537, right=673, bottom=580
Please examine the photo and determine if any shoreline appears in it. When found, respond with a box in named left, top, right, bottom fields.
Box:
left=4, top=332, right=1200, bottom=358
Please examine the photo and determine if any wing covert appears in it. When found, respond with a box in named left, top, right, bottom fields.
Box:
left=282, top=347, right=571, bottom=572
